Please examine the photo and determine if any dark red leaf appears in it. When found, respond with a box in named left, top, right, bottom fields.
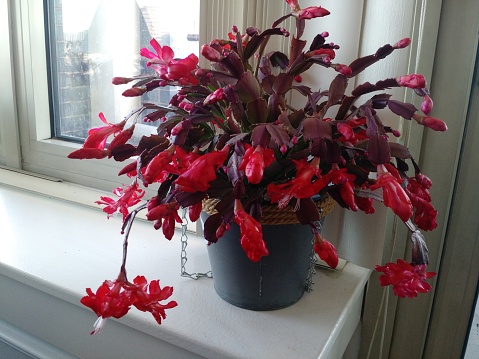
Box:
left=295, top=197, right=321, bottom=224
left=387, top=100, right=417, bottom=120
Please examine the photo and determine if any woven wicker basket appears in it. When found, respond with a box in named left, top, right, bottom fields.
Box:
left=202, top=194, right=335, bottom=225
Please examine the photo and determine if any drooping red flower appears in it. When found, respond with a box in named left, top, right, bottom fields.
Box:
left=80, top=279, right=134, bottom=335
left=375, top=259, right=436, bottom=298
left=145, top=201, right=182, bottom=240
left=234, top=199, right=269, bottom=262
left=175, top=147, right=229, bottom=192
left=370, top=164, right=413, bottom=222
left=329, top=165, right=358, bottom=211
left=81, top=274, right=177, bottom=334
left=239, top=145, right=275, bottom=184
left=96, top=181, right=145, bottom=221
left=406, top=173, right=438, bottom=231
left=143, top=145, right=177, bottom=184
left=130, top=276, right=178, bottom=325
left=313, top=232, right=338, bottom=269
left=267, top=157, right=329, bottom=208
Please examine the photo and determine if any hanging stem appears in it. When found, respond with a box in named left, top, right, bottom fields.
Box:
left=120, top=203, right=147, bottom=277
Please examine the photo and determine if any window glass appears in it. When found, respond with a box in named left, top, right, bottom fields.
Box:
left=46, top=0, right=200, bottom=143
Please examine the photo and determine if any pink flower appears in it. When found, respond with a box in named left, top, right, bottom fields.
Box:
left=175, top=147, right=229, bottom=192
left=200, top=44, right=223, bottom=62
left=393, top=38, right=411, bottom=49
left=286, top=0, right=300, bottom=11
left=413, top=114, right=448, bottom=131
left=333, top=64, right=352, bottom=76
left=396, top=74, right=426, bottom=89
left=370, top=164, right=413, bottom=222
left=204, top=88, right=226, bottom=105
left=375, top=259, right=436, bottom=298
left=234, top=199, right=269, bottom=262
left=421, top=94, right=433, bottom=115
left=313, top=233, right=338, bottom=269
left=96, top=182, right=145, bottom=221
left=293, top=6, right=330, bottom=20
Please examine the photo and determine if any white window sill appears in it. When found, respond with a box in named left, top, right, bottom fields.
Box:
left=0, top=169, right=371, bottom=359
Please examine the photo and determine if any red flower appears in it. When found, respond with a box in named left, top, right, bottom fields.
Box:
left=239, top=145, right=274, bottom=184
left=313, top=233, right=338, bottom=269
left=370, top=164, right=412, bottom=222
left=375, top=259, right=436, bottom=298
left=96, top=182, right=145, bottom=221
left=234, top=199, right=269, bottom=262
left=146, top=201, right=182, bottom=240
left=80, top=279, right=134, bottom=335
left=83, top=112, right=126, bottom=150
left=130, top=276, right=178, bottom=325
left=175, top=147, right=229, bottom=192
left=141, top=38, right=199, bottom=85
left=267, top=158, right=329, bottom=208
left=330, top=166, right=358, bottom=211
left=81, top=275, right=176, bottom=334
left=67, top=148, right=108, bottom=160
left=406, top=174, right=438, bottom=231
left=143, top=145, right=177, bottom=184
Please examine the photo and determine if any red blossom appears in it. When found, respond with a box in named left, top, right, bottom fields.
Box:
left=370, top=164, right=412, bottom=222
left=143, top=145, right=177, bottom=184
left=81, top=274, right=176, bottom=335
left=96, top=182, right=145, bottom=221
left=175, top=147, right=229, bottom=192
left=267, top=158, right=329, bottom=208
left=234, top=199, right=269, bottom=262
left=355, top=195, right=375, bottom=214
left=239, top=145, right=274, bottom=184
left=375, top=259, right=436, bottom=298
left=82, top=112, right=126, bottom=150
left=421, top=94, right=433, bottom=115
left=145, top=201, right=182, bottom=240
left=330, top=166, right=358, bottom=211
left=406, top=174, right=438, bottom=231
left=286, top=0, right=300, bottom=11
left=67, top=148, right=109, bottom=160
left=141, top=39, right=199, bottom=85
left=130, top=276, right=178, bottom=325
left=313, top=233, right=338, bottom=269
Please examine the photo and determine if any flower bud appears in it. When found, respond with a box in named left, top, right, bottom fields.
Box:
left=201, top=44, right=223, bottom=62
left=413, top=114, right=448, bottom=131
left=393, top=38, right=411, bottom=49
left=112, top=77, right=133, bottom=85
left=122, top=87, right=146, bottom=97
left=396, top=74, right=426, bottom=89
left=421, top=95, right=433, bottom=115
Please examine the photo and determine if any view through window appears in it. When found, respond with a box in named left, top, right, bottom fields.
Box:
left=46, top=0, right=200, bottom=144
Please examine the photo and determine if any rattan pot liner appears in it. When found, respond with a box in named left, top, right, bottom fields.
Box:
left=202, top=195, right=335, bottom=225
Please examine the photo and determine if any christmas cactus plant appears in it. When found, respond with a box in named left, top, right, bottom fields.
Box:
left=69, top=0, right=446, bottom=334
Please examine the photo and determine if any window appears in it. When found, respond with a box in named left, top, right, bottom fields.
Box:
left=46, top=0, right=200, bottom=144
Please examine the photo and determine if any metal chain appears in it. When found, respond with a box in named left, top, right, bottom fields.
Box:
left=305, top=217, right=321, bottom=292
left=180, top=208, right=212, bottom=280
